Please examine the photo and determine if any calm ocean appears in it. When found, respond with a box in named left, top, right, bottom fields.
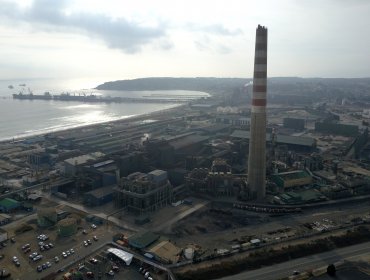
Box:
left=0, top=78, right=208, bottom=141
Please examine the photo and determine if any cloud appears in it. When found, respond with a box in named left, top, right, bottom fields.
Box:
left=194, top=35, right=232, bottom=54
left=0, top=0, right=168, bottom=53
left=187, top=23, right=243, bottom=36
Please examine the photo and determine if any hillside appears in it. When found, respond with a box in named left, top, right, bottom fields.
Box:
left=96, top=77, right=370, bottom=98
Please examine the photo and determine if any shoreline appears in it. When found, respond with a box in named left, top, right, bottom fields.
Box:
left=1, top=103, right=186, bottom=144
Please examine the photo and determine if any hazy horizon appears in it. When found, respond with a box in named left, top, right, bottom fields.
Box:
left=1, top=0, right=370, bottom=81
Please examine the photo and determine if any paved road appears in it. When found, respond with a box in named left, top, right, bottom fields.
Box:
left=45, top=193, right=140, bottom=232
left=218, top=241, right=370, bottom=280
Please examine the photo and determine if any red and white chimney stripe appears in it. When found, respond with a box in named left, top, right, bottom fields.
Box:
left=252, top=25, right=268, bottom=114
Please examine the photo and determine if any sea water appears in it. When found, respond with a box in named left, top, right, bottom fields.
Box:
left=0, top=78, right=208, bottom=141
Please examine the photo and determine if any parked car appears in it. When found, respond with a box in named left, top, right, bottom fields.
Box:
left=89, top=258, right=98, bottom=264
left=54, top=256, right=59, bottom=263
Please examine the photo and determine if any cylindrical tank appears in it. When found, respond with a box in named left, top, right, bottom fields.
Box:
left=184, top=248, right=194, bottom=260
left=58, top=218, right=77, bottom=237
left=37, top=207, right=57, bottom=227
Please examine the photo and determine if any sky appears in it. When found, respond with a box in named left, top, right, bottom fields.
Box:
left=0, top=0, right=369, bottom=83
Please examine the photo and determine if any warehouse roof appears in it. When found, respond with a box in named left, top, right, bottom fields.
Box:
left=148, top=240, right=181, bottom=264
left=128, top=231, right=160, bottom=249
left=0, top=198, right=20, bottom=208
left=274, top=170, right=311, bottom=180
left=107, top=248, right=133, bottom=265
left=84, top=185, right=115, bottom=199
left=169, top=134, right=209, bottom=150
left=231, top=130, right=315, bottom=147
left=64, top=152, right=105, bottom=166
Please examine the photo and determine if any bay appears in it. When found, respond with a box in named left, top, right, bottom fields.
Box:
left=0, top=78, right=208, bottom=141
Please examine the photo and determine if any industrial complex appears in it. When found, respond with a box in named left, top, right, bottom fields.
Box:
left=0, top=25, right=370, bottom=280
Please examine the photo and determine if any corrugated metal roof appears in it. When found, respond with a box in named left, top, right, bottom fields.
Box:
left=107, top=248, right=133, bottom=265
left=231, top=130, right=315, bottom=147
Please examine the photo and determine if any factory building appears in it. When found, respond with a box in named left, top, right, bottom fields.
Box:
left=315, top=122, right=359, bottom=137
left=62, top=152, right=105, bottom=176
left=215, top=115, right=250, bottom=126
left=83, top=185, right=115, bottom=206
left=114, top=170, right=172, bottom=215
left=80, top=160, right=118, bottom=190
left=271, top=170, right=312, bottom=189
left=186, top=159, right=235, bottom=196
left=144, top=133, right=210, bottom=168
left=27, top=152, right=51, bottom=169
left=115, top=151, right=144, bottom=177
left=128, top=231, right=160, bottom=250
left=283, top=118, right=305, bottom=131
left=247, top=25, right=268, bottom=200
left=0, top=198, right=21, bottom=213
left=147, top=240, right=182, bottom=264
left=231, top=130, right=316, bottom=152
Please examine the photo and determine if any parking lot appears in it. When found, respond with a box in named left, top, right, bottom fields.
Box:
left=65, top=247, right=156, bottom=280
left=0, top=213, right=113, bottom=280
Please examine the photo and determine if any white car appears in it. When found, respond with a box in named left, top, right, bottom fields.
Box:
left=62, top=252, right=67, bottom=258
left=12, top=256, right=18, bottom=262
left=70, top=248, right=75, bottom=254
left=91, top=224, right=97, bottom=229
left=54, top=256, right=59, bottom=263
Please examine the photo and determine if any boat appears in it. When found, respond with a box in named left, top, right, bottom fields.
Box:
left=13, top=90, right=52, bottom=100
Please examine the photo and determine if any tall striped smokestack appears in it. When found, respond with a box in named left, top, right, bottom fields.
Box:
left=247, top=25, right=268, bottom=200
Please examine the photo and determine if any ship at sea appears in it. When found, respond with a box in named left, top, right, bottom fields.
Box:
left=12, top=91, right=191, bottom=103
left=13, top=90, right=52, bottom=100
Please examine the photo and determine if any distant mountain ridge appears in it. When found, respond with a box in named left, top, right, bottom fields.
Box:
left=96, top=77, right=251, bottom=93
left=96, top=77, right=370, bottom=96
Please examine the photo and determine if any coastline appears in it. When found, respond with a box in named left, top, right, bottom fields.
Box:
left=1, top=103, right=186, bottom=144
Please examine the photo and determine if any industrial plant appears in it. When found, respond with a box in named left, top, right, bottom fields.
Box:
left=0, top=24, right=370, bottom=280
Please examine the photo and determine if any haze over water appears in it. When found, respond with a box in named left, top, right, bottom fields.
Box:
left=0, top=78, right=208, bottom=141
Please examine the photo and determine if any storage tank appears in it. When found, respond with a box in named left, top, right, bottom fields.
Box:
left=58, top=217, right=77, bottom=237
left=184, top=248, right=194, bottom=260
left=37, top=207, right=57, bottom=227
